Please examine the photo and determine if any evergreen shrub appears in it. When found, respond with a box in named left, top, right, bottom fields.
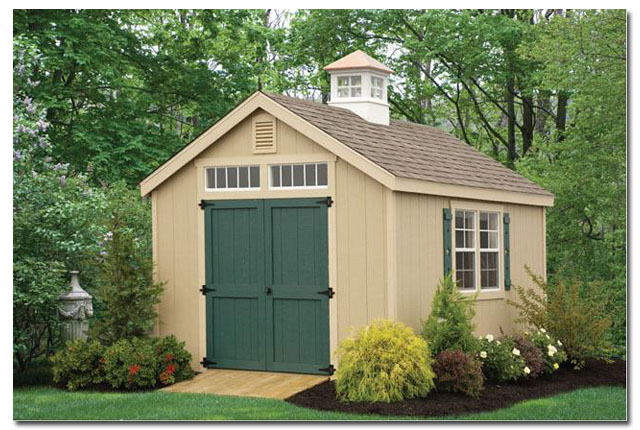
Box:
left=335, top=320, right=436, bottom=403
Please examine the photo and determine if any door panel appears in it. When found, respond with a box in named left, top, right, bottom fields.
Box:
left=265, top=199, right=330, bottom=374
left=205, top=200, right=265, bottom=370
left=204, top=198, right=330, bottom=374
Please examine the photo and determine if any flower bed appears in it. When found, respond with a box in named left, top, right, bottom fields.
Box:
left=286, top=359, right=625, bottom=418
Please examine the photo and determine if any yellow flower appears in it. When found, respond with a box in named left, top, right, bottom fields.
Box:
left=553, top=363, right=559, bottom=370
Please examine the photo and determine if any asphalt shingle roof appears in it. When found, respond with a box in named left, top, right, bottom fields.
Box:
left=265, top=92, right=552, bottom=197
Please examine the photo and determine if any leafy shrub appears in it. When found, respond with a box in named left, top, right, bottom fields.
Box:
left=13, top=40, right=108, bottom=372
left=476, top=335, right=526, bottom=383
left=422, top=274, right=479, bottom=356
left=528, top=328, right=568, bottom=373
left=51, top=339, right=106, bottom=390
left=155, top=335, right=195, bottom=385
left=511, top=333, right=545, bottom=378
left=335, top=319, right=436, bottom=403
left=508, top=266, right=613, bottom=367
left=90, top=194, right=162, bottom=345
left=433, top=350, right=484, bottom=398
left=103, top=337, right=158, bottom=390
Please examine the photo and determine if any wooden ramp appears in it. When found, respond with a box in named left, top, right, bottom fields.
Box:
left=161, top=369, right=329, bottom=400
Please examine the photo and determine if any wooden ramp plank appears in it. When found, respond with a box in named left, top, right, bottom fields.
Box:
left=160, top=369, right=328, bottom=400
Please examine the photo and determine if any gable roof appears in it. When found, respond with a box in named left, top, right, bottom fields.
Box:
left=323, top=50, right=394, bottom=74
left=140, top=91, right=552, bottom=206
left=264, top=92, right=552, bottom=198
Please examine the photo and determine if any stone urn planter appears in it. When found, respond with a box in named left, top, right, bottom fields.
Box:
left=58, top=271, right=93, bottom=342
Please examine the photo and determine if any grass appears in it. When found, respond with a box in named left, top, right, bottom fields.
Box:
left=13, top=386, right=626, bottom=421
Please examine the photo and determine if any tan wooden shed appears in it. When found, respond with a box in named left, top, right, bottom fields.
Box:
left=140, top=51, right=553, bottom=374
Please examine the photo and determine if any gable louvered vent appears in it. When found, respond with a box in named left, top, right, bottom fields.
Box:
left=252, top=113, right=277, bottom=154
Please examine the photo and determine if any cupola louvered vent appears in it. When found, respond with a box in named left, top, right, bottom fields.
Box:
left=252, top=113, right=277, bottom=154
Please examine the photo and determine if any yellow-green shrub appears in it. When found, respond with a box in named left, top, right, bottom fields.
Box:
left=335, top=319, right=436, bottom=403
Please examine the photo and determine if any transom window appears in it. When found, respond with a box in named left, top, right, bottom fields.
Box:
left=337, top=75, right=362, bottom=98
left=270, top=163, right=328, bottom=189
left=454, top=209, right=501, bottom=291
left=371, top=76, right=384, bottom=99
left=205, top=166, right=260, bottom=191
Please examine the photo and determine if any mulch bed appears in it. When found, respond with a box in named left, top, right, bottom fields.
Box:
left=286, top=360, right=626, bottom=418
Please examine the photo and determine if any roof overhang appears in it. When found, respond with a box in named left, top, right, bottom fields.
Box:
left=139, top=91, right=553, bottom=207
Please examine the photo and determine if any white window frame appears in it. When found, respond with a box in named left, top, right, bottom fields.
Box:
left=204, top=165, right=260, bottom=192
left=479, top=211, right=501, bottom=291
left=336, top=75, right=362, bottom=99
left=269, top=162, right=329, bottom=190
left=454, top=210, right=477, bottom=292
left=371, top=76, right=384, bottom=99
left=453, top=208, right=502, bottom=294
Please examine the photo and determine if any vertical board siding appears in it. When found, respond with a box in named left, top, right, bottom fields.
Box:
left=335, top=160, right=388, bottom=342
left=395, top=192, right=545, bottom=337
left=155, top=164, right=199, bottom=366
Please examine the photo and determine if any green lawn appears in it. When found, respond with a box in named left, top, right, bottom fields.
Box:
left=14, top=386, right=626, bottom=421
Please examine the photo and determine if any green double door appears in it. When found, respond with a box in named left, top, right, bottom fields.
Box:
left=203, top=198, right=331, bottom=375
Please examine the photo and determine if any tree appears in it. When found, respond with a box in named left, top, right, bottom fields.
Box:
left=517, top=10, right=626, bottom=352
left=13, top=38, right=108, bottom=371
left=13, top=9, right=281, bottom=185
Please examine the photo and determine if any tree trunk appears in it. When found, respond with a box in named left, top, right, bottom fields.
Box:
left=522, top=94, right=534, bottom=155
left=506, top=79, right=517, bottom=167
left=556, top=90, right=569, bottom=141
left=536, top=90, right=552, bottom=134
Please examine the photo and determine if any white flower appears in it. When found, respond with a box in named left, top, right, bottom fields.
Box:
left=547, top=345, right=557, bottom=354
left=437, top=317, right=446, bottom=323
left=548, top=351, right=555, bottom=357
left=485, top=334, right=494, bottom=342
left=524, top=366, right=531, bottom=375
left=557, top=340, right=563, bottom=347
left=512, top=348, right=521, bottom=356
left=540, top=328, right=546, bottom=333
left=496, top=340, right=501, bottom=345
left=545, top=334, right=551, bottom=339
left=480, top=351, right=487, bottom=359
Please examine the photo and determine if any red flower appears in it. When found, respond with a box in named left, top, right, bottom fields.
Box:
left=164, top=353, right=174, bottom=363
left=166, top=364, right=176, bottom=374
left=128, top=364, right=141, bottom=375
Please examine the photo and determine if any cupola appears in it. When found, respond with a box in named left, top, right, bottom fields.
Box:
left=324, top=50, right=394, bottom=125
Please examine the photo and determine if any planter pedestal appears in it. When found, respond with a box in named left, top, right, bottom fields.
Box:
left=58, top=271, right=93, bottom=342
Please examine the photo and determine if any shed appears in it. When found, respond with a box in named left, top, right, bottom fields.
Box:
left=140, top=50, right=553, bottom=375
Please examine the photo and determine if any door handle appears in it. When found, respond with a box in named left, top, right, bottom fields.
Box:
left=265, top=286, right=272, bottom=295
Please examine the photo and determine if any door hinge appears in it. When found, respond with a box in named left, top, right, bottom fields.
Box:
left=318, top=364, right=335, bottom=375
left=200, top=357, right=216, bottom=367
left=318, top=287, right=335, bottom=299
left=317, top=196, right=333, bottom=207
left=198, top=200, right=207, bottom=209
left=200, top=285, right=215, bottom=295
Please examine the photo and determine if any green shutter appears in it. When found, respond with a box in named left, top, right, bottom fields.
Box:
left=503, top=213, right=511, bottom=290
left=443, top=208, right=452, bottom=275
